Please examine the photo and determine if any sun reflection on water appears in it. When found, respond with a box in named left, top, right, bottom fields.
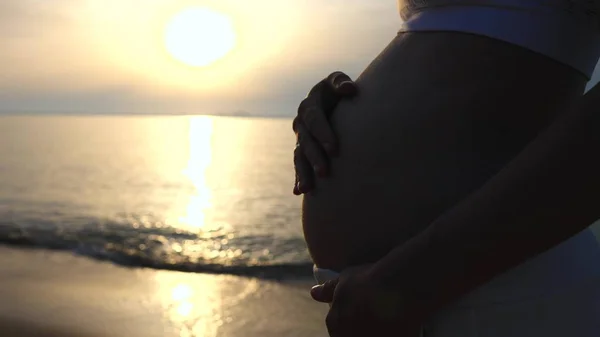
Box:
left=172, top=283, right=195, bottom=319
left=179, top=116, right=214, bottom=232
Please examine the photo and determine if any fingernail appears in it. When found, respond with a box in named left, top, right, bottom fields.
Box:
left=338, top=81, right=357, bottom=95
left=298, top=182, right=310, bottom=194
left=310, top=285, right=323, bottom=298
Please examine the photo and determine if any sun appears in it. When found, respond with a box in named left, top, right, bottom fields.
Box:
left=164, top=8, right=236, bottom=67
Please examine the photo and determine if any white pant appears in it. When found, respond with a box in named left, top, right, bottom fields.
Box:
left=313, top=229, right=600, bottom=337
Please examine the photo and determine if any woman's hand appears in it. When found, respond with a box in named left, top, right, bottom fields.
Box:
left=293, top=71, right=358, bottom=195
left=311, top=264, right=423, bottom=337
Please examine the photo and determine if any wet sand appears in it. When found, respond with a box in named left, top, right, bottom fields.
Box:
left=0, top=247, right=328, bottom=337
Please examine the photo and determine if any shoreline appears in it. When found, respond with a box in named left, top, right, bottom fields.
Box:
left=0, top=247, right=327, bottom=337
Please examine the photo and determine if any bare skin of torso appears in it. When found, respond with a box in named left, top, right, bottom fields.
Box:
left=302, top=32, right=587, bottom=272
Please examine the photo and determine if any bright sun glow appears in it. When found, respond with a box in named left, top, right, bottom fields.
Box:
left=164, top=8, right=236, bottom=67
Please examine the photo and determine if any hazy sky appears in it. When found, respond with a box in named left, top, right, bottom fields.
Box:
left=1, top=0, right=599, bottom=116
left=0, top=0, right=401, bottom=116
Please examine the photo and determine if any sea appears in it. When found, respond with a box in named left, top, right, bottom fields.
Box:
left=4, top=115, right=599, bottom=283
left=0, top=115, right=312, bottom=279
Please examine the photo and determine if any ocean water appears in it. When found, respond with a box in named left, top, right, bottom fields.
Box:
left=0, top=115, right=311, bottom=279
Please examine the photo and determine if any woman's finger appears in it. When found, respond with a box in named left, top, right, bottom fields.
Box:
left=326, top=291, right=355, bottom=337
left=295, top=71, right=357, bottom=156
left=293, top=145, right=315, bottom=194
left=327, top=71, right=358, bottom=96
left=295, top=123, right=329, bottom=177
left=297, top=96, right=339, bottom=155
left=293, top=179, right=301, bottom=195
left=311, top=278, right=338, bottom=303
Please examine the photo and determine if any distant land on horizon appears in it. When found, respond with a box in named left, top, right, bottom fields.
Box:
left=0, top=109, right=293, bottom=119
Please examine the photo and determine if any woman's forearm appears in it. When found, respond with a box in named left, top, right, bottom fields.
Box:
left=370, top=84, right=600, bottom=316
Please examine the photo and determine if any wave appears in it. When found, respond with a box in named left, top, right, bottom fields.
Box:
left=0, top=214, right=314, bottom=280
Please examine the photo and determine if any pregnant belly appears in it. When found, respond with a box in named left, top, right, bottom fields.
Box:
left=301, top=32, right=585, bottom=271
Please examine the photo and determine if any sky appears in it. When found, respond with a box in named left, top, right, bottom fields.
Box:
left=1, top=0, right=599, bottom=117
left=0, top=0, right=401, bottom=116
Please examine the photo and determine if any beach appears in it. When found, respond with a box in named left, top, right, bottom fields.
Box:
left=0, top=115, right=329, bottom=336
left=0, top=247, right=328, bottom=337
